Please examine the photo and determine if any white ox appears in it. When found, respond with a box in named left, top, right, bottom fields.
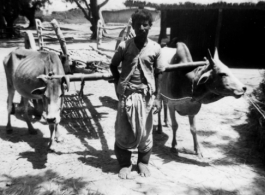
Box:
left=158, top=42, right=247, bottom=157
left=3, top=48, right=69, bottom=149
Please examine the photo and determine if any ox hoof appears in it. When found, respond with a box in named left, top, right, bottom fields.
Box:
left=170, top=148, right=178, bottom=154
left=6, top=129, right=13, bottom=134
left=29, top=130, right=38, bottom=135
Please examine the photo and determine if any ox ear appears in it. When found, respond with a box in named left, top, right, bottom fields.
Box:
left=197, top=71, right=211, bottom=86
left=31, top=86, right=46, bottom=95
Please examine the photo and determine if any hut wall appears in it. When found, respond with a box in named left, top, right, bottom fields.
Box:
left=168, top=9, right=265, bottom=68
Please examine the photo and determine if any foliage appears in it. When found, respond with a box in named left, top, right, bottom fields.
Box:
left=1, top=0, right=52, bottom=33
left=247, top=71, right=265, bottom=161
left=63, top=0, right=109, bottom=39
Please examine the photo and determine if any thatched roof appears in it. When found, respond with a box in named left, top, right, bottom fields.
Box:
left=101, top=0, right=127, bottom=11
left=125, top=0, right=265, bottom=9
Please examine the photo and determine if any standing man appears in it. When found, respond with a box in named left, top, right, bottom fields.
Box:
left=110, top=9, right=165, bottom=179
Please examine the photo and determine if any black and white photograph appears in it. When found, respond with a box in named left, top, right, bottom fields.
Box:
left=0, top=0, right=265, bottom=194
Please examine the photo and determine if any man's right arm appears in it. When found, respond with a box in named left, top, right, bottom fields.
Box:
left=110, top=42, right=124, bottom=85
left=110, top=64, right=120, bottom=85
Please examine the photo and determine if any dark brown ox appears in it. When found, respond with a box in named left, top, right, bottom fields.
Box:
left=3, top=48, right=69, bottom=148
left=158, top=42, right=246, bottom=157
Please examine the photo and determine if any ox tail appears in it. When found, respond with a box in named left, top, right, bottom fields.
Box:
left=3, top=52, right=11, bottom=68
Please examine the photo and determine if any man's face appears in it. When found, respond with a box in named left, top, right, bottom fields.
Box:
left=132, top=19, right=151, bottom=39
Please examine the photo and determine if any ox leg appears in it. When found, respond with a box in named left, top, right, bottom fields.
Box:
left=157, top=101, right=169, bottom=134
left=48, top=124, right=55, bottom=149
left=54, top=124, right=63, bottom=143
left=48, top=124, right=63, bottom=150
left=163, top=101, right=168, bottom=127
left=157, top=111, right=162, bottom=134
left=6, top=88, right=15, bottom=134
left=23, top=98, right=37, bottom=135
left=32, top=99, right=43, bottom=118
left=48, top=124, right=62, bottom=150
left=169, top=106, right=178, bottom=153
left=188, top=115, right=203, bottom=158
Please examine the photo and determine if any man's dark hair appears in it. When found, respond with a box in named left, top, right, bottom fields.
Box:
left=131, top=9, right=153, bottom=26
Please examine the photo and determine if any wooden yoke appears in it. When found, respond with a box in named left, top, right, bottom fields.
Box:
left=50, top=19, right=72, bottom=74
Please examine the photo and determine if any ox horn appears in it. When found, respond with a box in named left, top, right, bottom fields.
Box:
left=37, top=74, right=48, bottom=84
left=213, top=47, right=220, bottom=61
left=61, top=75, right=70, bottom=92
left=206, top=49, right=215, bottom=69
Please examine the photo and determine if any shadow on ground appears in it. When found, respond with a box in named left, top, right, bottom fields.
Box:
left=60, top=94, right=118, bottom=174
left=0, top=170, right=104, bottom=195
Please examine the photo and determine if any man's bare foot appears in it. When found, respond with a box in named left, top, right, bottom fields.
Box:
left=138, top=162, right=150, bottom=177
left=118, top=165, right=134, bottom=179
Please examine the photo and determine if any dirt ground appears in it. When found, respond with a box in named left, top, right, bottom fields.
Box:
left=0, top=22, right=265, bottom=195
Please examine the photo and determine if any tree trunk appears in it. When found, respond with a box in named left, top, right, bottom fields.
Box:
left=89, top=0, right=100, bottom=40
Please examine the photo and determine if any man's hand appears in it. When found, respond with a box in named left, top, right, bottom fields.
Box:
left=152, top=99, right=162, bottom=114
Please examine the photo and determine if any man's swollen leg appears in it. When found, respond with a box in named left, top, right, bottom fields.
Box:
left=137, top=147, right=152, bottom=177
left=114, top=143, right=133, bottom=179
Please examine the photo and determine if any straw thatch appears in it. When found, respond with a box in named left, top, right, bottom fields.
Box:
left=247, top=71, right=265, bottom=161
left=125, top=0, right=265, bottom=9
left=101, top=0, right=128, bottom=11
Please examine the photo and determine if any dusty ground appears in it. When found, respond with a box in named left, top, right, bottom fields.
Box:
left=0, top=22, right=265, bottom=195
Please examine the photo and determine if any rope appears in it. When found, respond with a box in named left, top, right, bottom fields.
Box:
left=161, top=92, right=265, bottom=121
left=160, top=93, right=192, bottom=101
left=244, top=94, right=265, bottom=120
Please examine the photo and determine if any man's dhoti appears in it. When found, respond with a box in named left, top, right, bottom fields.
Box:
left=115, top=91, right=154, bottom=153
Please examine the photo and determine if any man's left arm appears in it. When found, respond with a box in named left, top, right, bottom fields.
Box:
left=152, top=45, right=166, bottom=114
left=153, top=72, right=163, bottom=114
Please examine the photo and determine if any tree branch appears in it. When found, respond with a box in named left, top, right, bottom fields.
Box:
left=73, top=0, right=90, bottom=21
left=98, top=0, right=109, bottom=9
left=83, top=0, right=91, bottom=18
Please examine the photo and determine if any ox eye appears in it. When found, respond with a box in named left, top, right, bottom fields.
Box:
left=218, top=73, right=227, bottom=77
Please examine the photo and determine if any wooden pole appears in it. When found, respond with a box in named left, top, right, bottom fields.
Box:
left=24, top=31, right=37, bottom=50
left=50, top=19, right=68, bottom=55
left=97, top=19, right=103, bottom=50
left=164, top=61, right=208, bottom=72
left=50, top=19, right=72, bottom=74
